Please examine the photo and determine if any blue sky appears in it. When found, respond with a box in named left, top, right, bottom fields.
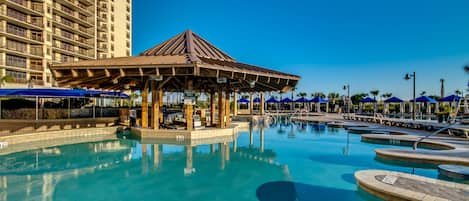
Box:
left=132, top=0, right=469, bottom=99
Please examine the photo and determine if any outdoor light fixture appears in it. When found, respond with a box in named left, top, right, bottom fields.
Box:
left=249, top=80, right=256, bottom=88
left=112, top=78, right=119, bottom=84
left=217, top=77, right=227, bottom=83
left=404, top=72, right=416, bottom=120
left=149, top=75, right=163, bottom=81
left=124, top=84, right=130, bottom=89
left=343, top=84, right=350, bottom=113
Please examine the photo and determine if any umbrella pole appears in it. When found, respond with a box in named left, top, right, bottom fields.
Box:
left=68, top=97, right=71, bottom=119
left=93, top=98, right=96, bottom=119
left=35, top=96, right=38, bottom=121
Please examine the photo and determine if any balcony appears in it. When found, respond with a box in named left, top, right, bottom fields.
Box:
left=30, top=47, right=43, bottom=57
left=57, top=0, right=94, bottom=16
left=30, top=62, right=43, bottom=71
left=4, top=0, right=44, bottom=16
left=1, top=8, right=44, bottom=29
left=53, top=3, right=94, bottom=28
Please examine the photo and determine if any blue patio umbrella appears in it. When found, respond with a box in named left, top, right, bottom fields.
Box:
left=412, top=96, right=437, bottom=103
left=309, top=97, right=328, bottom=103
left=280, top=97, right=293, bottom=103
left=360, top=97, right=377, bottom=103
left=253, top=97, right=261, bottom=103
left=438, top=95, right=461, bottom=102
left=237, top=98, right=250, bottom=103
left=266, top=97, right=279, bottom=103
left=294, top=97, right=309, bottom=103
left=384, top=97, right=404, bottom=103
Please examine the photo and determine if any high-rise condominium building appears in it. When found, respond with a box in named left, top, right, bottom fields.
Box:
left=0, top=0, right=132, bottom=88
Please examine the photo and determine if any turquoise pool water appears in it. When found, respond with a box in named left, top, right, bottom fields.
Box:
left=0, top=123, right=441, bottom=201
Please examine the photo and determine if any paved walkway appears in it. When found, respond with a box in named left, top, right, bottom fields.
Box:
left=356, top=170, right=469, bottom=201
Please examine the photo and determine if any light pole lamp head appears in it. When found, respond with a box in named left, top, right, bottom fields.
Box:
left=343, top=85, right=347, bottom=90
left=404, top=73, right=411, bottom=80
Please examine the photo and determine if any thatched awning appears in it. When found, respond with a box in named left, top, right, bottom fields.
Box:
left=50, top=30, right=300, bottom=92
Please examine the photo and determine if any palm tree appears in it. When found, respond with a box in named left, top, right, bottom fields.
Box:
left=0, top=75, right=14, bottom=88
left=381, top=93, right=392, bottom=99
left=370, top=90, right=379, bottom=100
left=312, top=92, right=325, bottom=98
left=297, top=92, right=308, bottom=98
left=464, top=65, right=469, bottom=73
left=420, top=91, right=427, bottom=96
left=455, top=90, right=462, bottom=96
left=327, top=92, right=340, bottom=104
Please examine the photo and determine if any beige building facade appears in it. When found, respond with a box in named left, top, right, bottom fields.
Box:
left=0, top=0, right=132, bottom=88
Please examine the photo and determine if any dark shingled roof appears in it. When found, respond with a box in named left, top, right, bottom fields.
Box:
left=140, top=30, right=235, bottom=62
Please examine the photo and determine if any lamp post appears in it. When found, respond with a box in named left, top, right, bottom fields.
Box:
left=343, top=84, right=350, bottom=113
left=405, top=72, right=416, bottom=120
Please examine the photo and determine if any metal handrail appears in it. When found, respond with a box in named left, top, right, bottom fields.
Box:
left=412, top=98, right=462, bottom=150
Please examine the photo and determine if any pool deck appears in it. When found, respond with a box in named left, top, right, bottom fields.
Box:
left=355, top=170, right=469, bottom=201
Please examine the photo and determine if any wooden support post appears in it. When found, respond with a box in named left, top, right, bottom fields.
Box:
left=233, top=92, right=238, bottom=117
left=225, top=91, right=231, bottom=127
left=218, top=90, right=225, bottom=128
left=141, top=80, right=149, bottom=128
left=210, top=91, right=215, bottom=126
left=151, top=81, right=159, bottom=130
left=260, top=92, right=265, bottom=115
left=159, top=89, right=163, bottom=124
left=185, top=80, right=193, bottom=131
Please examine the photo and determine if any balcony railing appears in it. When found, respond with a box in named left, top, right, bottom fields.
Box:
left=6, top=26, right=26, bottom=37
left=6, top=60, right=27, bottom=68
left=10, top=0, right=27, bottom=7
left=30, top=47, right=43, bottom=56
left=30, top=63, right=43, bottom=71
left=31, top=2, right=44, bottom=13
left=30, top=33, right=43, bottom=42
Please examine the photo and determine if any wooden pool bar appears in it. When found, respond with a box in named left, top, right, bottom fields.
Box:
left=50, top=30, right=300, bottom=131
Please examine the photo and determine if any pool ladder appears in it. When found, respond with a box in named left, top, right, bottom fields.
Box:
left=412, top=98, right=462, bottom=150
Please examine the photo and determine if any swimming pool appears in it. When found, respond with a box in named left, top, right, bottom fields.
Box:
left=0, top=122, right=442, bottom=201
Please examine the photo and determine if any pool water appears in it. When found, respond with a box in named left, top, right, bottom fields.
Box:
left=0, top=122, right=442, bottom=201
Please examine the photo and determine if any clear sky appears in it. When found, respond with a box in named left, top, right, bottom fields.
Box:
left=132, top=0, right=469, bottom=99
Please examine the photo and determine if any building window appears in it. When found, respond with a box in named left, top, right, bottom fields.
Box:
left=111, top=34, right=114, bottom=41
left=126, top=41, right=130, bottom=48
left=6, top=39, right=26, bottom=52
left=126, top=23, right=130, bottom=30
left=126, top=50, right=130, bottom=56
left=111, top=15, right=114, bottom=22
left=5, top=70, right=26, bottom=81
left=6, top=54, right=27, bottom=68
left=60, top=54, right=72, bottom=62
left=7, top=8, right=26, bottom=22
left=6, top=23, right=26, bottom=37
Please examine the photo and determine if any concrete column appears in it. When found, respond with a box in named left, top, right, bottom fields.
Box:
left=218, top=90, right=225, bottom=128
left=249, top=93, right=254, bottom=115
left=141, top=80, right=149, bottom=128
left=151, top=81, right=159, bottom=130
left=260, top=92, right=265, bottom=115
left=185, top=80, right=194, bottom=131
left=210, top=91, right=215, bottom=126
left=225, top=91, right=231, bottom=127
left=233, top=92, right=238, bottom=116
